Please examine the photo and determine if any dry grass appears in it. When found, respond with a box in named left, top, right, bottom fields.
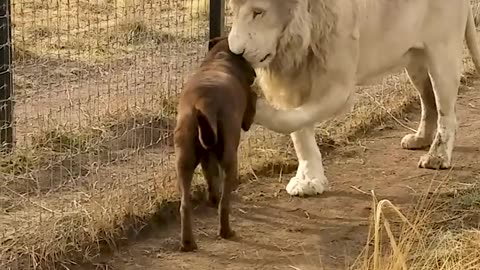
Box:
left=287, top=176, right=480, bottom=270
left=11, top=0, right=209, bottom=62
left=349, top=178, right=480, bottom=270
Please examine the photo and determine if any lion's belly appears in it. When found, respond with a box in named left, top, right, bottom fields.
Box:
left=355, top=0, right=428, bottom=85
left=356, top=53, right=413, bottom=86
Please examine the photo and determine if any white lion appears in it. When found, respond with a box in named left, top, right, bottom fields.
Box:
left=227, top=0, right=480, bottom=196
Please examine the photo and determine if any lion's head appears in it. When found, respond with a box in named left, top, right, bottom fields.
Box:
left=228, top=0, right=336, bottom=70
left=227, top=0, right=298, bottom=68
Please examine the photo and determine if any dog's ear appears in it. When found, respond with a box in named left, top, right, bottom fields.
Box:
left=237, top=57, right=256, bottom=85
left=242, top=63, right=256, bottom=86
left=208, top=36, right=227, bottom=51
left=247, top=66, right=257, bottom=86
left=241, top=91, right=258, bottom=132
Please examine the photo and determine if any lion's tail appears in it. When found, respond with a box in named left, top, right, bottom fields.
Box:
left=465, top=5, right=480, bottom=73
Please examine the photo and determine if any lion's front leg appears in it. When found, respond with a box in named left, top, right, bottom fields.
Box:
left=287, top=126, right=329, bottom=196
left=254, top=86, right=354, bottom=135
left=253, top=98, right=286, bottom=131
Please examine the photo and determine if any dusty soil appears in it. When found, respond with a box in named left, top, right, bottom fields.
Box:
left=66, top=80, right=480, bottom=270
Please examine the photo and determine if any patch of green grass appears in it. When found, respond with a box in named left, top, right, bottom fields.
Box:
left=453, top=187, right=480, bottom=210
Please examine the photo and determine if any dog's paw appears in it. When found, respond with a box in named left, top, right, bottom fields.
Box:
left=180, top=240, right=198, bottom=252
left=207, top=193, right=219, bottom=208
left=219, top=228, right=235, bottom=239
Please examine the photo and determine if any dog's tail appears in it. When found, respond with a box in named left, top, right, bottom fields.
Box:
left=195, top=101, right=218, bottom=149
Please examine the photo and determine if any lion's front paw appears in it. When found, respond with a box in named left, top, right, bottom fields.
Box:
left=286, top=176, right=328, bottom=197
left=401, top=133, right=432, bottom=150
left=418, top=153, right=451, bottom=170
left=286, top=162, right=328, bottom=196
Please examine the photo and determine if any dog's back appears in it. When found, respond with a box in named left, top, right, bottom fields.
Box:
left=175, top=37, right=256, bottom=152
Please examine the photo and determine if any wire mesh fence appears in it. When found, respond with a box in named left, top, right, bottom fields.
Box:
left=1, top=0, right=220, bottom=267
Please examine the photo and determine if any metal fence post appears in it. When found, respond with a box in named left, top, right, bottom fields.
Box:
left=0, top=0, right=14, bottom=152
left=209, top=0, right=225, bottom=40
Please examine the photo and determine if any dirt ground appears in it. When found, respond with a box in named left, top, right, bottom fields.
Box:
left=64, top=78, right=480, bottom=270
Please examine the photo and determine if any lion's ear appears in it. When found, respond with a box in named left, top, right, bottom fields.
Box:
left=208, top=36, right=227, bottom=51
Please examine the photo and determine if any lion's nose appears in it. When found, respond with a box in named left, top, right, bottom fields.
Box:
left=228, top=31, right=246, bottom=55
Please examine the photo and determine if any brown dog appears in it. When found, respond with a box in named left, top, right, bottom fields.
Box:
left=174, top=36, right=257, bottom=252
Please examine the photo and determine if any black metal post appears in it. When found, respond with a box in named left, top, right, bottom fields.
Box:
left=209, top=0, right=225, bottom=40
left=0, top=0, right=14, bottom=153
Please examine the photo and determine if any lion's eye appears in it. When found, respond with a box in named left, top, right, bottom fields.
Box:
left=252, top=9, right=264, bottom=19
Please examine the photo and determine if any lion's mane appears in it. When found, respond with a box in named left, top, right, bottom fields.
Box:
left=257, top=0, right=338, bottom=108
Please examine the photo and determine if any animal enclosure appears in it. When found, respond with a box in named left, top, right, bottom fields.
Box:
left=1, top=0, right=220, bottom=267
left=1, top=0, right=480, bottom=269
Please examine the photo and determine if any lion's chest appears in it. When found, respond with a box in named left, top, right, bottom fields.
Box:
left=257, top=70, right=312, bottom=109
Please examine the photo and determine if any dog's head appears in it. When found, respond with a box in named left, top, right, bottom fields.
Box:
left=237, top=55, right=257, bottom=87
left=208, top=36, right=227, bottom=51
left=207, top=36, right=257, bottom=86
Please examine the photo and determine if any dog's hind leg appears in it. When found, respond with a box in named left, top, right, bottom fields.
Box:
left=200, top=152, right=222, bottom=208
left=218, top=147, right=238, bottom=239
left=176, top=146, right=200, bottom=252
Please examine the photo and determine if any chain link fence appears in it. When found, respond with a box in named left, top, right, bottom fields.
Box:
left=1, top=0, right=480, bottom=268
left=1, top=0, right=220, bottom=267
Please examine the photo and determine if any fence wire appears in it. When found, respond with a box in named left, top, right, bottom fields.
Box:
left=1, top=0, right=212, bottom=267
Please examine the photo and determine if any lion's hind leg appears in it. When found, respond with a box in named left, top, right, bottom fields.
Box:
left=418, top=43, right=463, bottom=169
left=401, top=51, right=437, bottom=150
